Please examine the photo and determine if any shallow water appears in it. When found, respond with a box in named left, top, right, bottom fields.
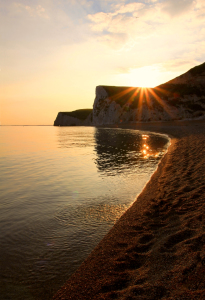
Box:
left=0, top=126, right=169, bottom=299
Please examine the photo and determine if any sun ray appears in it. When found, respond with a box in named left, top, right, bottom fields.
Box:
left=153, top=86, right=171, bottom=98
left=147, top=88, right=176, bottom=119
left=126, top=87, right=141, bottom=107
left=108, top=87, right=137, bottom=104
left=144, top=87, right=153, bottom=120
left=136, top=88, right=145, bottom=121
left=104, top=84, right=179, bottom=122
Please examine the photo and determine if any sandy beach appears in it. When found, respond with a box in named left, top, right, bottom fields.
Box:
left=53, top=120, right=205, bottom=300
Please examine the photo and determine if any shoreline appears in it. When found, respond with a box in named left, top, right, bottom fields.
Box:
left=53, top=120, right=205, bottom=300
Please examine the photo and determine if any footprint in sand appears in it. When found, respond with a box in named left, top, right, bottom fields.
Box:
left=130, top=241, right=154, bottom=254
left=100, top=274, right=129, bottom=293
left=160, top=229, right=195, bottom=252
left=138, top=233, right=154, bottom=244
left=114, top=254, right=145, bottom=272
left=130, top=284, right=167, bottom=299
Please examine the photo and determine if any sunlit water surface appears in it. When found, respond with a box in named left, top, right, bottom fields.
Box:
left=0, top=126, right=169, bottom=299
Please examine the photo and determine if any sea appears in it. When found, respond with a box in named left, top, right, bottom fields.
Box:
left=0, top=126, right=169, bottom=299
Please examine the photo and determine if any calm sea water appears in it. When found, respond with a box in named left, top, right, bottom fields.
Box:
left=0, top=126, right=169, bottom=299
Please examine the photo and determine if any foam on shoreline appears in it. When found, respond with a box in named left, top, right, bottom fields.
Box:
left=53, top=120, right=205, bottom=300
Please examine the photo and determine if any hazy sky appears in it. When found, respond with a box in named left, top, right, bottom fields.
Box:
left=1, top=0, right=205, bottom=125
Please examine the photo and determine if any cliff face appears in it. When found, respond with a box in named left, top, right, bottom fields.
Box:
left=92, top=62, right=205, bottom=125
left=54, top=109, right=92, bottom=126
left=54, top=62, right=205, bottom=126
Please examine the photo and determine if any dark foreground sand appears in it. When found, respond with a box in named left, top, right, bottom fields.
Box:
left=53, top=120, right=205, bottom=300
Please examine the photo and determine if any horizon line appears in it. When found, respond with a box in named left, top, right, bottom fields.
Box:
left=0, top=125, right=53, bottom=126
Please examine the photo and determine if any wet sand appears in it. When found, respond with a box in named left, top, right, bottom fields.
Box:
left=53, top=120, right=205, bottom=300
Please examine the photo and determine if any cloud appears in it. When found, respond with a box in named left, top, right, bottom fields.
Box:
left=87, top=2, right=154, bottom=49
left=12, top=2, right=49, bottom=19
left=87, top=0, right=205, bottom=56
left=88, top=12, right=113, bottom=31
left=2, top=0, right=205, bottom=125
left=98, top=32, right=129, bottom=49
left=0, top=1, right=92, bottom=52
left=160, top=58, right=199, bottom=72
left=162, top=0, right=196, bottom=17
left=0, top=0, right=93, bottom=89
left=114, top=2, right=145, bottom=14
left=88, top=2, right=145, bottom=30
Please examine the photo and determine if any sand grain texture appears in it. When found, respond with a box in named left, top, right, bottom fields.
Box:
left=53, top=120, right=205, bottom=300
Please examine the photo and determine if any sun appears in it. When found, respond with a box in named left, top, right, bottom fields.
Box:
left=129, top=65, right=163, bottom=87
left=122, top=65, right=163, bottom=88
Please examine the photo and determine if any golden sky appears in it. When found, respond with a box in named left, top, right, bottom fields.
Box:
left=1, top=0, right=205, bottom=125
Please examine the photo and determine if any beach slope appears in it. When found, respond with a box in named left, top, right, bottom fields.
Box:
left=53, top=120, right=205, bottom=300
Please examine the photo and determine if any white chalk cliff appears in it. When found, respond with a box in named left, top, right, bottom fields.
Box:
left=54, top=62, right=205, bottom=126
left=92, top=63, right=205, bottom=125
left=54, top=109, right=92, bottom=126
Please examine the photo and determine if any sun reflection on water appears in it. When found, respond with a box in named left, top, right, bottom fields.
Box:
left=141, top=134, right=161, bottom=159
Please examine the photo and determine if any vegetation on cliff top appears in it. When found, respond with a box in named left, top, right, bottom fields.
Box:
left=100, top=62, right=205, bottom=109
left=189, top=61, right=205, bottom=76
left=60, top=109, right=92, bottom=120
left=102, top=86, right=138, bottom=107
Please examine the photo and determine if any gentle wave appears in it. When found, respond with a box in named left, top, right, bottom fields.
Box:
left=0, top=126, right=169, bottom=299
